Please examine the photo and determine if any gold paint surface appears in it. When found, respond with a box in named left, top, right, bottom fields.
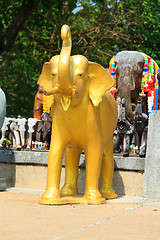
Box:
left=38, top=25, right=118, bottom=205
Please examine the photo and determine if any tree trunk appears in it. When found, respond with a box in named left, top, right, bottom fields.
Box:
left=0, top=0, right=40, bottom=53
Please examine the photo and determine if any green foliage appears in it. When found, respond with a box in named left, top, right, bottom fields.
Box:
left=0, top=0, right=160, bottom=117
left=0, top=0, right=77, bottom=117
left=71, top=0, right=160, bottom=66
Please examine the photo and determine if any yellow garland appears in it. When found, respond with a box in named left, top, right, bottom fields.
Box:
left=43, top=94, right=51, bottom=113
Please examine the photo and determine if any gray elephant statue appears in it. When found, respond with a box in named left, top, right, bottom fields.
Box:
left=41, top=112, right=52, bottom=149
left=17, top=118, right=27, bottom=148
left=26, top=118, right=38, bottom=149
left=113, top=98, right=134, bottom=157
left=27, top=114, right=52, bottom=150
left=0, top=88, right=6, bottom=130
left=26, top=118, right=44, bottom=149
left=35, top=120, right=43, bottom=143
left=109, top=51, right=159, bottom=121
left=10, top=118, right=27, bottom=150
left=0, top=117, right=13, bottom=147
left=133, top=97, right=148, bottom=157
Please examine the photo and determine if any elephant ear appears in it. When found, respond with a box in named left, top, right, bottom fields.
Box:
left=87, top=62, right=114, bottom=107
left=37, top=121, right=43, bottom=132
left=37, top=62, right=54, bottom=108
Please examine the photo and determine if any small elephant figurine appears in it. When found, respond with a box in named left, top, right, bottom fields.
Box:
left=17, top=118, right=27, bottom=149
left=10, top=118, right=27, bottom=150
left=38, top=25, right=118, bottom=205
left=41, top=112, right=52, bottom=149
left=113, top=98, right=134, bottom=157
left=133, top=97, right=148, bottom=157
left=26, top=118, right=38, bottom=149
left=0, top=88, right=6, bottom=130
left=27, top=118, right=44, bottom=149
left=0, top=117, right=13, bottom=147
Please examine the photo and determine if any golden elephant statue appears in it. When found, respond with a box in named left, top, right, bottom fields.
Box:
left=38, top=25, right=118, bottom=205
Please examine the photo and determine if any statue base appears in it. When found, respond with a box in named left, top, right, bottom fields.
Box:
left=39, top=194, right=106, bottom=205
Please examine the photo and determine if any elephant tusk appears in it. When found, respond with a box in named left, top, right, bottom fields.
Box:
left=44, top=86, right=79, bottom=98
left=44, top=86, right=60, bottom=96
left=71, top=88, right=79, bottom=98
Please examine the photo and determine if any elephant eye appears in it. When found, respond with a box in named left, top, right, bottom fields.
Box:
left=77, top=73, right=83, bottom=77
left=52, top=72, right=56, bottom=76
left=132, top=65, right=138, bottom=72
left=132, top=65, right=142, bottom=75
left=115, top=66, right=119, bottom=74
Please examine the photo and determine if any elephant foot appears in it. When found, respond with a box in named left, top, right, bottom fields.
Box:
left=16, top=145, right=21, bottom=151
left=139, top=146, right=146, bottom=158
left=100, top=185, right=118, bottom=199
left=139, top=152, right=146, bottom=158
left=60, top=183, right=78, bottom=196
left=123, top=152, right=129, bottom=157
left=80, top=190, right=106, bottom=204
left=26, top=145, right=31, bottom=150
left=39, top=188, right=66, bottom=205
left=113, top=148, right=121, bottom=153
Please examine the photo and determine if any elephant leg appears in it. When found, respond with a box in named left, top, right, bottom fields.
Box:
left=12, top=135, right=16, bottom=148
left=123, top=134, right=130, bottom=157
left=26, top=132, right=32, bottom=149
left=0, top=133, right=5, bottom=146
left=139, top=126, right=148, bottom=157
left=113, top=133, right=122, bottom=153
left=14, top=130, right=21, bottom=150
left=135, top=132, right=141, bottom=147
left=81, top=139, right=106, bottom=204
left=36, top=131, right=41, bottom=142
left=40, top=132, right=67, bottom=205
left=20, top=131, right=25, bottom=148
left=60, top=147, right=81, bottom=196
left=100, top=139, right=118, bottom=199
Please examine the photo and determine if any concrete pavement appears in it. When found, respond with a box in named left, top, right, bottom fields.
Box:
left=0, top=188, right=160, bottom=240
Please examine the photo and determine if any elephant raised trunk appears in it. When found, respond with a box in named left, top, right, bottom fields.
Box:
left=125, top=96, right=134, bottom=121
left=58, top=25, right=73, bottom=94
left=117, top=66, right=136, bottom=121
left=44, top=25, right=79, bottom=103
left=118, top=87, right=135, bottom=121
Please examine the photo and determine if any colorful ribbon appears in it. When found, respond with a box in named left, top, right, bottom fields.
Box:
left=109, top=52, right=159, bottom=116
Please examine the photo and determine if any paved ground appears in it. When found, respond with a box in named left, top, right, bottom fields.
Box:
left=0, top=188, right=160, bottom=240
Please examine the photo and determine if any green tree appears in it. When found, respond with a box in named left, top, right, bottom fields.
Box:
left=70, top=0, right=160, bottom=65
left=0, top=0, right=76, bottom=117
left=0, top=0, right=159, bottom=118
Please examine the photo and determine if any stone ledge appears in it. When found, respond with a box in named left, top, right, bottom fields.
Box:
left=113, top=154, right=145, bottom=171
left=0, top=149, right=145, bottom=171
left=0, top=178, right=6, bottom=191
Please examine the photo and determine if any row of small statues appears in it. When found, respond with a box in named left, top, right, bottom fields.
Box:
left=0, top=112, right=52, bottom=150
left=0, top=97, right=147, bottom=157
left=113, top=97, right=148, bottom=157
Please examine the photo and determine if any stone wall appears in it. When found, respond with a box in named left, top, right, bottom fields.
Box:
left=1, top=111, right=160, bottom=198
left=0, top=149, right=145, bottom=196
left=143, top=111, right=160, bottom=199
